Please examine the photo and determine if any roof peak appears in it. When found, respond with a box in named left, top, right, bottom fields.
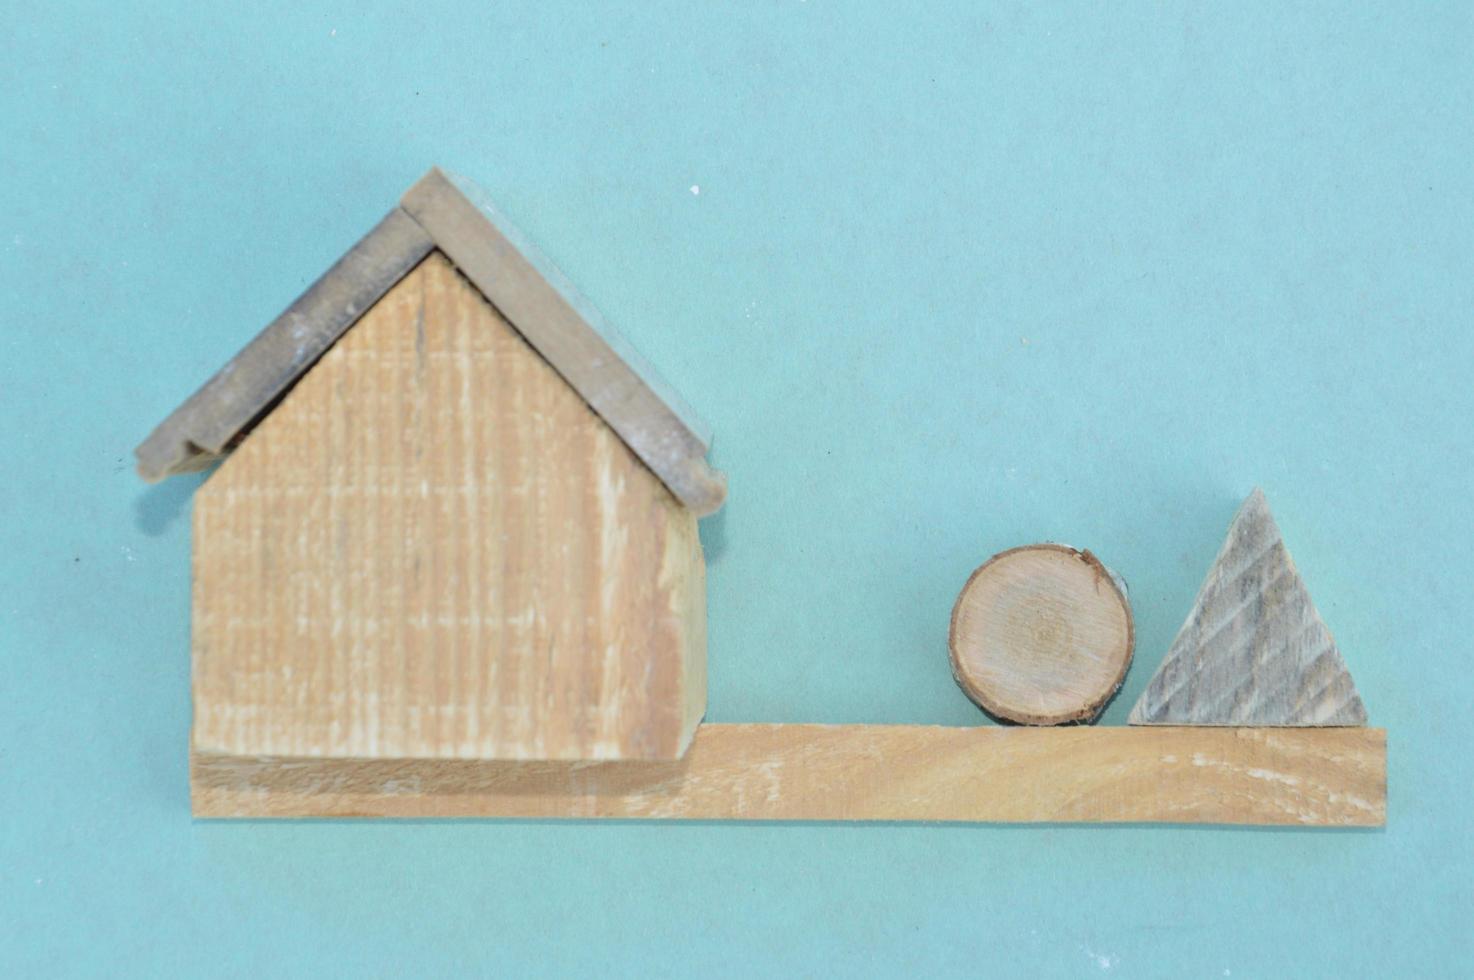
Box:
left=136, top=167, right=725, bottom=515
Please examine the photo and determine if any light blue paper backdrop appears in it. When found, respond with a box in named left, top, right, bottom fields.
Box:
left=2, top=2, right=1470, bottom=975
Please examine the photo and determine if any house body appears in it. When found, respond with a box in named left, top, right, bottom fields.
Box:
left=139, top=169, right=723, bottom=763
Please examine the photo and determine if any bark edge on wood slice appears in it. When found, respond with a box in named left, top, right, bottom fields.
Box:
left=949, top=544, right=1134, bottom=725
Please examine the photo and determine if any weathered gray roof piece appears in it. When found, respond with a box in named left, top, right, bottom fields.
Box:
left=136, top=167, right=726, bottom=515
left=135, top=207, right=433, bottom=481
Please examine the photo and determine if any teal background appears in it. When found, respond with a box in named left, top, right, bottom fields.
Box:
left=2, top=2, right=1471, bottom=976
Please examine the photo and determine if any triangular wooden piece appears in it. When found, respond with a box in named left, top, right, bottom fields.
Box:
left=1129, top=489, right=1367, bottom=726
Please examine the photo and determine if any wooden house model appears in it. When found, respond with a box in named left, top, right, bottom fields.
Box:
left=141, top=169, right=1383, bottom=828
left=138, top=168, right=725, bottom=765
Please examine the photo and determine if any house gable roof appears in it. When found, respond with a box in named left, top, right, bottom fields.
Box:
left=135, top=168, right=725, bottom=515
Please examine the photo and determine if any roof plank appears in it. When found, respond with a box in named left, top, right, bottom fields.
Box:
left=136, top=207, right=434, bottom=481
left=136, top=170, right=725, bottom=515
left=401, top=168, right=725, bottom=515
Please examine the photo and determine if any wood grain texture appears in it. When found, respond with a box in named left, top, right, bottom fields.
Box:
left=136, top=208, right=434, bottom=480
left=1130, top=489, right=1367, bottom=726
left=401, top=168, right=726, bottom=516
left=949, top=545, right=1134, bottom=725
left=191, top=724, right=1387, bottom=825
left=192, top=252, right=706, bottom=762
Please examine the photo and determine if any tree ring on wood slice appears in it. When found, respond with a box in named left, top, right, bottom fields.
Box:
left=948, top=544, right=1134, bottom=725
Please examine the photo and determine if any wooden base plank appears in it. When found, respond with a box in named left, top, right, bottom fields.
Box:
left=192, top=724, right=1385, bottom=826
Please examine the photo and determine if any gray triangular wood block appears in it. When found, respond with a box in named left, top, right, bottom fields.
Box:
left=1129, top=489, right=1368, bottom=726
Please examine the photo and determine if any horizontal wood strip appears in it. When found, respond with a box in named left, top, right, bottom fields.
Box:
left=192, top=724, right=1386, bottom=825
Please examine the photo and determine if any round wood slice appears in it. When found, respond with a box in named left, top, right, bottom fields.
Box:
left=948, top=544, right=1134, bottom=725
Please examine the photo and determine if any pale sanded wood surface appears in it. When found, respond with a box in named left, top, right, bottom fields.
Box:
left=401, top=168, right=726, bottom=516
left=1130, top=489, right=1367, bottom=726
left=949, top=545, right=1134, bottom=725
left=191, top=724, right=1387, bottom=825
left=136, top=208, right=434, bottom=480
left=192, top=252, right=706, bottom=762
